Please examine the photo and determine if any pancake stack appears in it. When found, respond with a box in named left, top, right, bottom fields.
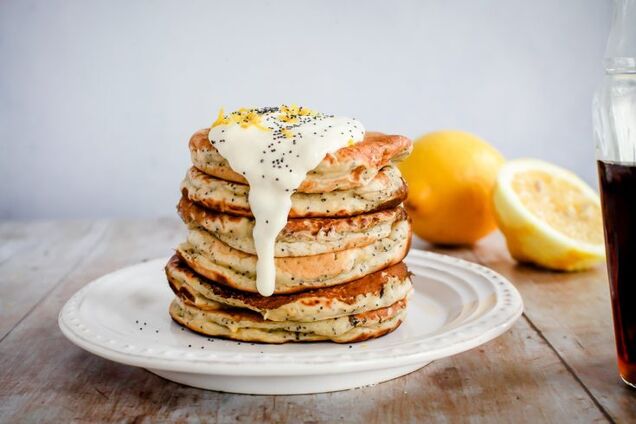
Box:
left=167, top=112, right=414, bottom=343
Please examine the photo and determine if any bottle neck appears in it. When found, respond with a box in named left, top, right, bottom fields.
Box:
left=605, top=0, right=636, bottom=64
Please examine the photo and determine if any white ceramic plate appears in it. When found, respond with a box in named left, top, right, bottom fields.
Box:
left=58, top=249, right=523, bottom=395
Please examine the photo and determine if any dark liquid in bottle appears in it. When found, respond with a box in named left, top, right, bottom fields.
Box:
left=598, top=160, right=636, bottom=387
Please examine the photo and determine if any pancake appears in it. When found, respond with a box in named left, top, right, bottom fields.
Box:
left=169, top=296, right=406, bottom=343
left=177, top=196, right=409, bottom=257
left=189, top=128, right=413, bottom=193
left=166, top=255, right=413, bottom=322
left=180, top=165, right=407, bottom=218
left=176, top=218, right=411, bottom=294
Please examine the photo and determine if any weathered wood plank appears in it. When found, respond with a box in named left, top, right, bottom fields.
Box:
left=270, top=318, right=605, bottom=424
left=0, top=220, right=109, bottom=340
left=470, top=231, right=636, bottom=423
left=0, top=219, right=183, bottom=421
left=0, top=222, right=608, bottom=423
left=0, top=300, right=606, bottom=422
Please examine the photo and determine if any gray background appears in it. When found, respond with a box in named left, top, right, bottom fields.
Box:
left=0, top=0, right=612, bottom=219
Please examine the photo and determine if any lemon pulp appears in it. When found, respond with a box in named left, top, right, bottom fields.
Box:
left=511, top=170, right=604, bottom=245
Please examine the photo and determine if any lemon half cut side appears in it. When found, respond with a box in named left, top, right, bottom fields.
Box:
left=493, top=159, right=605, bottom=271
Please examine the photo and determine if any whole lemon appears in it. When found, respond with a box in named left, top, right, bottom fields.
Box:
left=399, top=131, right=505, bottom=245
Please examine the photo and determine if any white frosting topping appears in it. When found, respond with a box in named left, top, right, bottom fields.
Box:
left=208, top=106, right=365, bottom=296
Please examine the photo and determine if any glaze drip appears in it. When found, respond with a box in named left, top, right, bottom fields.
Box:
left=208, top=106, right=365, bottom=296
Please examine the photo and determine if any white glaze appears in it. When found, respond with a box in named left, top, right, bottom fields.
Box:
left=208, top=106, right=364, bottom=296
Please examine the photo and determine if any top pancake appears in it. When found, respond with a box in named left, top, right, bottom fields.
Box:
left=189, top=128, right=412, bottom=193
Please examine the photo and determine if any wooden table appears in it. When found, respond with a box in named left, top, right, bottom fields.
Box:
left=0, top=219, right=634, bottom=423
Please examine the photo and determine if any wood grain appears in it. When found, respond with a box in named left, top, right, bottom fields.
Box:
left=468, top=232, right=636, bottom=423
left=0, top=220, right=632, bottom=423
left=0, top=220, right=108, bottom=340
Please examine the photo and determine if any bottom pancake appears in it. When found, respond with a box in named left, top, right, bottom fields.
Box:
left=169, top=296, right=406, bottom=344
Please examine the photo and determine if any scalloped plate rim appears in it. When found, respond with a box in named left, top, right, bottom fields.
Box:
left=58, top=249, right=523, bottom=377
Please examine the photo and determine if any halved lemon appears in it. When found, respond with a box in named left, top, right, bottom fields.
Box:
left=493, top=159, right=605, bottom=271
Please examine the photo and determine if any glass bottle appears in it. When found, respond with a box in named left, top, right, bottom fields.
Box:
left=593, top=0, right=636, bottom=388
